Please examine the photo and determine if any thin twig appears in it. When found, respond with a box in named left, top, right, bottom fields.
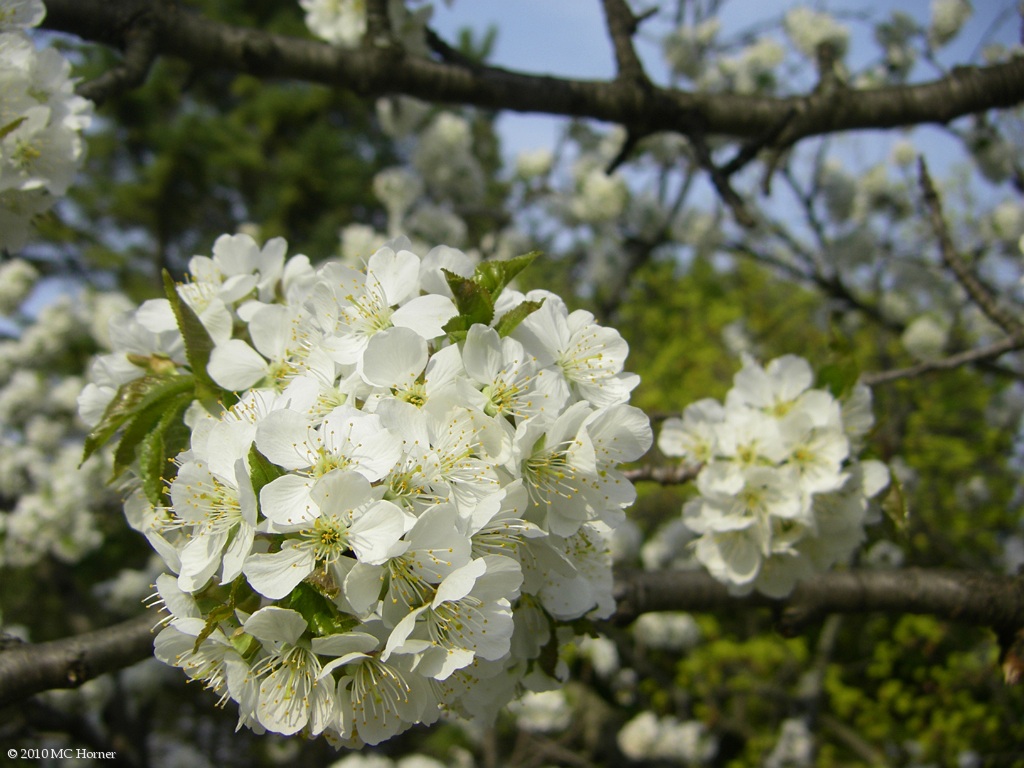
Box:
left=722, top=107, right=798, bottom=178
left=605, top=128, right=646, bottom=174
left=622, top=464, right=699, bottom=485
left=689, top=132, right=756, bottom=228
left=425, top=28, right=481, bottom=70
left=77, top=17, right=157, bottom=104
left=918, top=157, right=1024, bottom=336
left=599, top=0, right=651, bottom=87
left=862, top=334, right=1024, bottom=386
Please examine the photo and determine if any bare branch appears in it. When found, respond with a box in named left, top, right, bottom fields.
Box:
left=4, top=566, right=1024, bottom=706
left=861, top=334, right=1024, bottom=385
left=599, top=0, right=650, bottom=87
left=611, top=568, right=1024, bottom=638
left=918, top=157, right=1024, bottom=337
left=76, top=13, right=157, bottom=105
left=41, top=0, right=1024, bottom=149
left=0, top=613, right=154, bottom=708
left=721, top=107, right=797, bottom=178
left=424, top=27, right=481, bottom=70
left=689, top=132, right=756, bottom=227
left=621, top=463, right=699, bottom=485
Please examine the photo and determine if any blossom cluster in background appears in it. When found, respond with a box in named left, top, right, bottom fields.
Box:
left=658, top=354, right=889, bottom=597
left=0, top=0, right=92, bottom=251
left=80, top=234, right=651, bottom=745
left=0, top=258, right=123, bottom=567
left=299, top=0, right=433, bottom=54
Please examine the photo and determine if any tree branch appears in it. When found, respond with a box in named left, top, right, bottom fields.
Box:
left=4, top=567, right=1024, bottom=708
left=41, top=0, right=1024, bottom=147
left=622, top=463, right=699, bottom=485
left=861, top=334, right=1024, bottom=385
left=918, top=157, right=1024, bottom=337
left=0, top=613, right=154, bottom=708
left=76, top=11, right=157, bottom=105
left=611, top=568, right=1024, bottom=640
left=599, top=0, right=650, bottom=88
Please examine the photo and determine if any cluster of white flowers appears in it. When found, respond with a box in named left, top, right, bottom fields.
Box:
left=0, top=256, right=37, bottom=313
left=300, top=0, right=432, bottom=54
left=782, top=6, right=849, bottom=60
left=928, top=0, right=973, bottom=48
left=567, top=161, right=629, bottom=225
left=0, top=0, right=92, bottom=251
left=0, top=286, right=122, bottom=567
left=765, top=716, right=814, bottom=768
left=658, top=354, right=889, bottom=597
left=80, top=233, right=651, bottom=746
left=663, top=18, right=720, bottom=81
left=617, top=711, right=717, bottom=764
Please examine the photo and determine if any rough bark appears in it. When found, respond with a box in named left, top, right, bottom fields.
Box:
left=41, top=0, right=1024, bottom=147
left=0, top=613, right=154, bottom=708
left=4, top=568, right=1024, bottom=707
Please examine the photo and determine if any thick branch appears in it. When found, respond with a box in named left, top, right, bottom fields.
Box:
left=42, top=0, right=1024, bottom=146
left=0, top=613, right=154, bottom=708
left=4, top=567, right=1024, bottom=707
left=612, top=568, right=1024, bottom=638
left=76, top=13, right=157, bottom=105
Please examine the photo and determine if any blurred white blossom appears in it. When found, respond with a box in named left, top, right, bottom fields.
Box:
left=929, top=0, right=973, bottom=48
left=901, top=315, right=949, bottom=361
left=765, top=717, right=814, bottom=768
left=0, top=1, right=92, bottom=250
left=784, top=7, right=849, bottom=60
left=633, top=612, right=703, bottom=652
left=618, top=711, right=717, bottom=764
left=0, top=258, right=38, bottom=314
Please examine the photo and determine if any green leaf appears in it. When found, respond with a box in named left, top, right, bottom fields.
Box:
left=289, top=582, right=359, bottom=637
left=882, top=473, right=908, bottom=538
left=82, top=373, right=195, bottom=464
left=536, top=618, right=561, bottom=679
left=193, top=603, right=235, bottom=655
left=442, top=313, right=472, bottom=343
left=443, top=268, right=494, bottom=327
left=473, top=251, right=540, bottom=296
left=139, top=416, right=168, bottom=506
left=137, top=392, right=193, bottom=506
left=162, top=270, right=218, bottom=394
left=248, top=443, right=285, bottom=515
left=0, top=116, right=26, bottom=141
left=494, top=298, right=545, bottom=338
left=112, top=391, right=192, bottom=481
